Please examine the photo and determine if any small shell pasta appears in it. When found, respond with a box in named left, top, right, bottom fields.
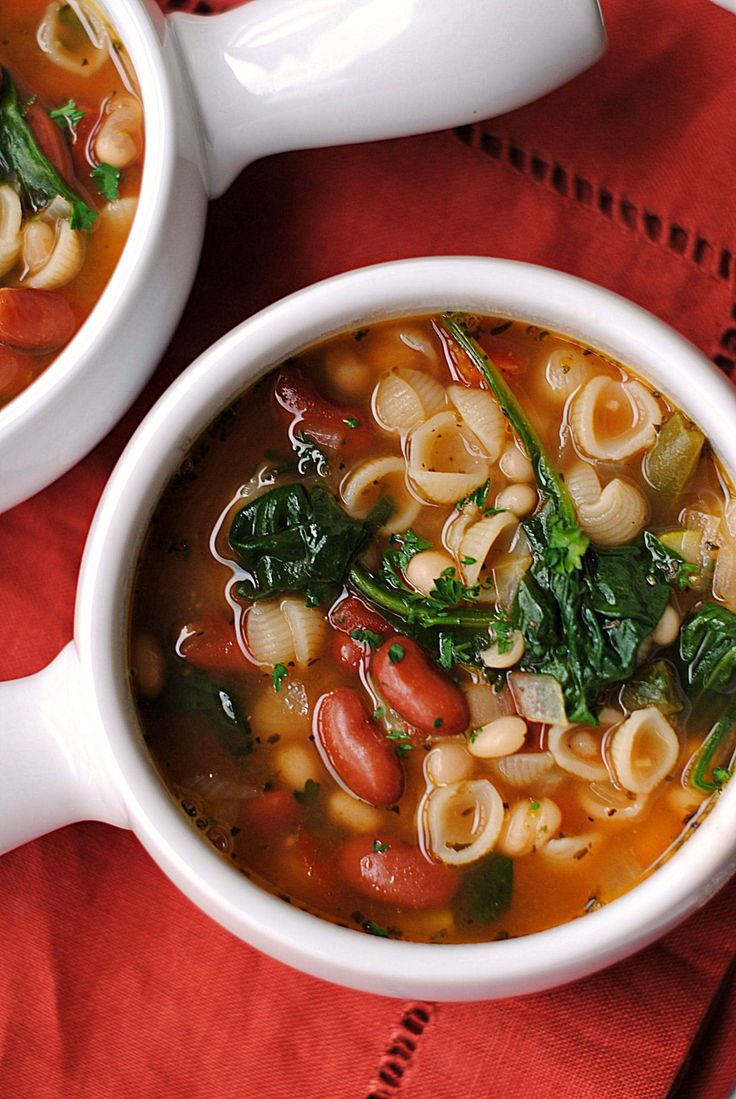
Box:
left=341, top=456, right=420, bottom=533
left=0, top=184, right=22, bottom=277
left=497, top=797, right=561, bottom=857
left=607, top=706, right=680, bottom=793
left=458, top=511, right=518, bottom=586
left=408, top=411, right=490, bottom=504
left=570, top=376, right=662, bottom=459
left=547, top=723, right=608, bottom=781
left=38, top=1, right=111, bottom=75
left=578, top=781, right=649, bottom=822
left=491, top=751, right=557, bottom=789
left=373, top=367, right=446, bottom=432
left=447, top=384, right=507, bottom=461
left=26, top=220, right=86, bottom=290
left=538, top=833, right=599, bottom=862
left=544, top=346, right=591, bottom=398
left=565, top=462, right=648, bottom=546
left=424, top=779, right=504, bottom=866
left=245, top=597, right=326, bottom=667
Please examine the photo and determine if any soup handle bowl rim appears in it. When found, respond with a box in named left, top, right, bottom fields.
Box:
left=6, top=255, right=736, bottom=1001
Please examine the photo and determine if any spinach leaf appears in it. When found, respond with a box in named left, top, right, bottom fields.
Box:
left=0, top=67, right=96, bottom=223
left=454, top=852, right=513, bottom=925
left=619, top=659, right=684, bottom=717
left=441, top=315, right=672, bottom=724
left=230, top=483, right=370, bottom=600
left=169, top=672, right=253, bottom=759
left=688, top=695, right=736, bottom=794
left=679, top=602, right=736, bottom=704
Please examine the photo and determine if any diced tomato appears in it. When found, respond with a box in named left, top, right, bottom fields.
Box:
left=241, top=789, right=301, bottom=843
left=273, top=364, right=371, bottom=452
left=0, top=289, right=76, bottom=352
left=27, top=103, right=75, bottom=185
left=338, top=837, right=459, bottom=908
left=178, top=612, right=246, bottom=677
left=294, top=825, right=333, bottom=887
left=434, top=318, right=522, bottom=383
left=372, top=635, right=470, bottom=736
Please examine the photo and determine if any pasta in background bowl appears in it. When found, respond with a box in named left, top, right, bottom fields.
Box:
left=1, top=257, right=735, bottom=1000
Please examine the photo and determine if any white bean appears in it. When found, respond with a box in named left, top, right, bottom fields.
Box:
left=652, top=604, right=681, bottom=647
left=498, top=797, right=562, bottom=857
left=499, top=444, right=534, bottom=482
left=469, top=715, right=527, bottom=758
left=424, top=742, right=474, bottom=786
left=328, top=789, right=383, bottom=832
left=275, top=743, right=321, bottom=790
left=480, top=629, right=525, bottom=669
left=405, top=549, right=456, bottom=595
left=495, top=482, right=537, bottom=517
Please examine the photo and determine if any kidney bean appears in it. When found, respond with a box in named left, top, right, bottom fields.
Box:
left=338, top=837, right=459, bottom=908
left=372, top=635, right=470, bottom=735
left=0, top=288, right=76, bottom=352
left=274, top=364, right=371, bottom=452
left=314, top=688, right=404, bottom=806
left=241, top=790, right=300, bottom=843
left=329, top=594, right=392, bottom=670
left=178, top=613, right=245, bottom=677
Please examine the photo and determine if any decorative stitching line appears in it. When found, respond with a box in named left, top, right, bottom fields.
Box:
left=453, top=125, right=736, bottom=376
left=365, top=1003, right=435, bottom=1098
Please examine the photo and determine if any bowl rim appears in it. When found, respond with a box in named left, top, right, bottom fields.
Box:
left=0, top=0, right=175, bottom=434
left=76, top=256, right=736, bottom=999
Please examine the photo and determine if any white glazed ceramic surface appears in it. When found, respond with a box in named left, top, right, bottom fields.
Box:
left=0, top=0, right=605, bottom=513
left=2, top=257, right=736, bottom=1002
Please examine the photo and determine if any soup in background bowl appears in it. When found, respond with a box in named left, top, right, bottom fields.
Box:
left=0, top=0, right=143, bottom=404
left=129, top=308, right=735, bottom=945
left=1, top=258, right=735, bottom=1001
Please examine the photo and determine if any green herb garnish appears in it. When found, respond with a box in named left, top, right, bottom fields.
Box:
left=272, top=662, right=288, bottom=692
left=372, top=839, right=391, bottom=853
left=349, top=627, right=384, bottom=650
left=293, top=778, right=320, bottom=804
left=91, top=161, right=121, bottom=201
left=343, top=417, right=360, bottom=429
left=388, top=642, right=405, bottom=664
left=49, top=98, right=84, bottom=132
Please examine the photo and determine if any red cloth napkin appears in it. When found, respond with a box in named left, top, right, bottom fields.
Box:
left=2, top=0, right=736, bottom=1095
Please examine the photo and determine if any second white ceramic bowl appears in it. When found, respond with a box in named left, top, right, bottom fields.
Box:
left=2, top=257, right=735, bottom=1001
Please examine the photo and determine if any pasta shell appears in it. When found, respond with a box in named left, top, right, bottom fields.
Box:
left=538, top=833, right=598, bottom=862
left=245, top=599, right=295, bottom=666
left=544, top=346, right=591, bottom=398
left=27, top=220, right=86, bottom=290
left=372, top=367, right=446, bottom=433
left=491, top=750, right=556, bottom=789
left=447, top=384, right=506, bottom=461
left=565, top=462, right=648, bottom=546
left=607, top=706, right=679, bottom=793
left=94, top=94, right=144, bottom=168
left=340, top=455, right=420, bottom=533
left=547, top=723, right=608, bottom=781
left=423, top=779, right=504, bottom=866
left=22, top=220, right=55, bottom=273
left=38, top=1, right=111, bottom=75
left=408, top=411, right=490, bottom=504
left=497, top=797, right=561, bottom=857
left=0, top=184, right=22, bottom=278
left=281, top=598, right=328, bottom=665
left=570, top=376, right=662, bottom=459
left=458, top=511, right=518, bottom=586
left=578, top=781, right=649, bottom=822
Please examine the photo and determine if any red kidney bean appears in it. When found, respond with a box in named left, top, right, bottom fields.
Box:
left=372, top=635, right=470, bottom=735
left=241, top=790, right=300, bottom=842
left=329, top=594, right=392, bottom=670
left=314, top=688, right=404, bottom=806
left=178, top=613, right=245, bottom=677
left=338, top=837, right=459, bottom=908
left=0, top=288, right=76, bottom=352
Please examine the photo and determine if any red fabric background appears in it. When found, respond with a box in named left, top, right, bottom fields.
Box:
left=2, top=0, right=736, bottom=1095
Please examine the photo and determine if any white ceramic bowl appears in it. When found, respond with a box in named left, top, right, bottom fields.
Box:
left=4, top=257, right=734, bottom=1002
left=0, top=0, right=605, bottom=513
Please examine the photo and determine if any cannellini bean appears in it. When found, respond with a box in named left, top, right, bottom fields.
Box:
left=275, top=742, right=321, bottom=791
left=424, top=742, right=475, bottom=786
left=327, top=789, right=384, bottom=833
left=498, top=797, right=561, bottom=856
left=131, top=633, right=166, bottom=699
left=652, top=604, right=681, bottom=647
left=495, top=482, right=537, bottom=517
left=405, top=549, right=456, bottom=595
left=480, top=628, right=525, bottom=669
left=94, top=94, right=143, bottom=169
left=499, top=444, right=534, bottom=482
left=468, top=715, right=527, bottom=758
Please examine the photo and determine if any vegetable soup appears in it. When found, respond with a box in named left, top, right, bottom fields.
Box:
left=0, top=0, right=143, bottom=405
left=129, top=313, right=736, bottom=943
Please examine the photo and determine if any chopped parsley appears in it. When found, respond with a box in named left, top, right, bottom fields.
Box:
left=433, top=717, right=443, bottom=729
left=372, top=705, right=386, bottom=721
left=455, top=479, right=491, bottom=511
left=381, top=529, right=432, bottom=582
left=91, top=161, right=121, bottom=202
left=343, top=416, right=360, bottom=429
left=388, top=642, right=405, bottom=664
left=469, top=727, right=482, bottom=744
left=489, top=611, right=514, bottom=654
left=387, top=729, right=414, bottom=756
left=363, top=920, right=389, bottom=937
left=428, top=566, right=479, bottom=609
left=372, top=839, right=391, bottom=853
left=272, top=662, right=288, bottom=692
left=529, top=799, right=541, bottom=811
left=70, top=201, right=98, bottom=231
left=349, top=627, right=385, bottom=650
left=49, top=99, right=84, bottom=132
left=713, top=768, right=731, bottom=788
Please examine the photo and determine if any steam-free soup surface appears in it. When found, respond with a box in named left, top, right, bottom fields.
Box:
left=0, top=0, right=143, bottom=404
left=130, top=314, right=735, bottom=943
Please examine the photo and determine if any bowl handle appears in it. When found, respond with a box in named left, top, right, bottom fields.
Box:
left=0, top=644, right=127, bottom=855
left=167, top=0, right=606, bottom=198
